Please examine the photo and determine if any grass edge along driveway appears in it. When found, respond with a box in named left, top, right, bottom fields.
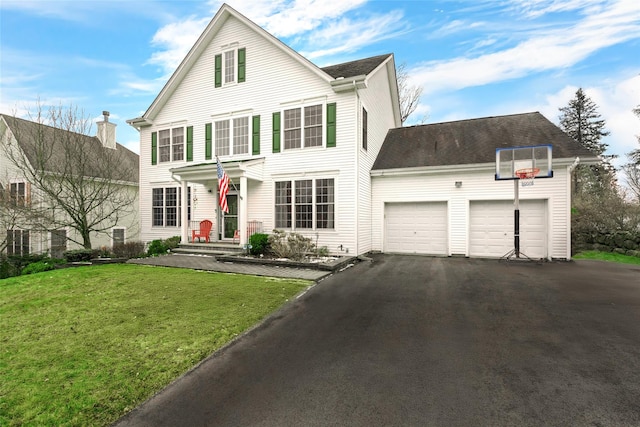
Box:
left=0, top=264, right=311, bottom=426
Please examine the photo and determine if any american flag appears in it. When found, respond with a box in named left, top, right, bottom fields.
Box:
left=217, top=159, right=230, bottom=213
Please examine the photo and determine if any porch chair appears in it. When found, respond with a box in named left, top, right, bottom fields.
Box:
left=192, top=219, right=213, bottom=243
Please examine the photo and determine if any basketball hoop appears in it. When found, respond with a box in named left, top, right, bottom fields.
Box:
left=515, top=167, right=540, bottom=187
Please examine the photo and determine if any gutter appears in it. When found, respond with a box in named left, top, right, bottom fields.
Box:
left=330, top=75, right=367, bottom=93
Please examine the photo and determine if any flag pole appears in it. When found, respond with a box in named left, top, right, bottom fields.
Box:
left=216, top=156, right=242, bottom=199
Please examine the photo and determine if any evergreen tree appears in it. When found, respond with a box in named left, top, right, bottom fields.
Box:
left=558, top=88, right=616, bottom=193
left=623, top=105, right=640, bottom=201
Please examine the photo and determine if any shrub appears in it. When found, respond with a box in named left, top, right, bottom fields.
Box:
left=63, top=249, right=94, bottom=263
left=21, top=259, right=59, bottom=275
left=113, top=241, right=146, bottom=259
left=316, top=246, right=330, bottom=257
left=268, top=230, right=315, bottom=261
left=146, top=239, right=168, bottom=256
left=164, top=236, right=181, bottom=250
left=249, top=233, right=269, bottom=256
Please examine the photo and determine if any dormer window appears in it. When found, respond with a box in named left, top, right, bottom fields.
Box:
left=215, top=47, right=246, bottom=87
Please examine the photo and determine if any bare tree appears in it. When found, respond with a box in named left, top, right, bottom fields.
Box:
left=623, top=105, right=640, bottom=201
left=397, top=62, right=425, bottom=125
left=1, top=104, right=138, bottom=249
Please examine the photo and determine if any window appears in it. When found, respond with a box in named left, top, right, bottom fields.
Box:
left=275, top=182, right=292, bottom=228
left=283, top=104, right=323, bottom=150
left=7, top=229, right=29, bottom=256
left=316, top=179, right=335, bottom=229
left=224, top=50, right=235, bottom=84
left=362, top=107, right=368, bottom=151
left=112, top=228, right=125, bottom=246
left=215, top=117, right=249, bottom=157
left=9, top=182, right=28, bottom=206
left=275, top=179, right=334, bottom=230
left=158, top=127, right=184, bottom=162
left=50, top=230, right=67, bottom=259
left=172, top=127, right=184, bottom=161
left=295, top=180, right=313, bottom=229
left=152, top=187, right=188, bottom=227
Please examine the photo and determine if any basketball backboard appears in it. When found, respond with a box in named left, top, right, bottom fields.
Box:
left=495, top=145, right=553, bottom=181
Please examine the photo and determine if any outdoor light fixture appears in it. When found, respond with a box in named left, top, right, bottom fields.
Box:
left=455, top=181, right=462, bottom=188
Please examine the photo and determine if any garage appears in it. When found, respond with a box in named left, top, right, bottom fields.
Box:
left=384, top=202, right=448, bottom=255
left=469, top=199, right=547, bottom=259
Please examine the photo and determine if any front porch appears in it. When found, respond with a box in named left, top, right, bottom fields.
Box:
left=187, top=220, right=264, bottom=244
left=169, top=158, right=266, bottom=246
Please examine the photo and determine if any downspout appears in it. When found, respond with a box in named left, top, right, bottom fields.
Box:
left=567, top=157, right=580, bottom=260
left=354, top=80, right=361, bottom=256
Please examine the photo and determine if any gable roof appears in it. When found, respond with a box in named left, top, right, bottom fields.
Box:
left=128, top=4, right=400, bottom=127
left=321, top=54, right=393, bottom=79
left=372, top=112, right=598, bottom=171
left=1, top=114, right=139, bottom=183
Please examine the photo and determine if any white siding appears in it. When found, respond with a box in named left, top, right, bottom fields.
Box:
left=372, top=165, right=573, bottom=259
left=356, top=61, right=399, bottom=254
left=138, top=15, right=382, bottom=254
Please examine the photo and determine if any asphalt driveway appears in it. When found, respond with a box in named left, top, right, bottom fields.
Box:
left=115, top=255, right=640, bottom=426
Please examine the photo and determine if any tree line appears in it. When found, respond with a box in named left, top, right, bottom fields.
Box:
left=558, top=88, right=640, bottom=252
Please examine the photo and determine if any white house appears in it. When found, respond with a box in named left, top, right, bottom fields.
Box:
left=129, top=3, right=596, bottom=260
left=0, top=112, right=140, bottom=258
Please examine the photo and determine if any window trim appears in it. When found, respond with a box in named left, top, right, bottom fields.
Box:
left=158, top=127, right=185, bottom=163
left=6, top=229, right=30, bottom=256
left=151, top=187, right=189, bottom=227
left=274, top=178, right=335, bottom=230
left=9, top=180, right=29, bottom=207
left=223, top=48, right=236, bottom=85
left=214, top=115, right=251, bottom=158
left=279, top=102, right=326, bottom=151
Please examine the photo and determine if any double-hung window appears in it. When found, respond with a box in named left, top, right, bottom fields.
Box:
left=224, top=50, right=235, bottom=84
left=6, top=229, right=30, bottom=256
left=215, top=116, right=249, bottom=157
left=152, top=187, right=191, bottom=227
left=9, top=182, right=28, bottom=206
left=215, top=47, right=245, bottom=87
left=275, top=179, right=334, bottom=230
left=283, top=104, right=323, bottom=150
left=158, top=127, right=184, bottom=162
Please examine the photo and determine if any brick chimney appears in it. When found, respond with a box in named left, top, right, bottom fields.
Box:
left=96, top=111, right=116, bottom=149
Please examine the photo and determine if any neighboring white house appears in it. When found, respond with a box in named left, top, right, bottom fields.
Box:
left=0, top=113, right=140, bottom=258
left=129, top=3, right=597, bottom=260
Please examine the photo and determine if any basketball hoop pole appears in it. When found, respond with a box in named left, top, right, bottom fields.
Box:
left=514, top=180, right=520, bottom=258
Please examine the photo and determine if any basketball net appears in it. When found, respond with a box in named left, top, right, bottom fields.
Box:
left=515, top=167, right=539, bottom=187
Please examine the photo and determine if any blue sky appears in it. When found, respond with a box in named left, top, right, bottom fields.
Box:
left=1, top=0, right=639, bottom=172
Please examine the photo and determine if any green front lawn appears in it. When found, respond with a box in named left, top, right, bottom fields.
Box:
left=574, top=250, right=640, bottom=265
left=0, top=264, right=310, bottom=426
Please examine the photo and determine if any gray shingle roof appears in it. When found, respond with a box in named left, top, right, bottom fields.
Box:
left=372, top=112, right=597, bottom=170
left=1, top=114, right=139, bottom=183
left=321, top=54, right=392, bottom=79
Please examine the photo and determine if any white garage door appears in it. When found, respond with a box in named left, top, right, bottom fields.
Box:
left=469, top=200, right=547, bottom=258
left=385, top=202, right=448, bottom=255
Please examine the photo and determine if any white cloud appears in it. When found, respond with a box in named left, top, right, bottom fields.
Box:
left=301, top=11, right=409, bottom=60
left=413, top=2, right=640, bottom=95
left=146, top=16, right=211, bottom=74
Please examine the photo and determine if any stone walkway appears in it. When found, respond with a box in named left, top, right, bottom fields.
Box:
left=127, top=253, right=333, bottom=281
